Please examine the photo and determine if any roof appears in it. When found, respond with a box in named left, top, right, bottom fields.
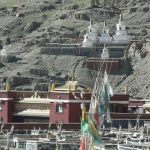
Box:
left=19, top=98, right=51, bottom=104
left=14, top=109, right=49, bottom=117
left=55, top=81, right=78, bottom=91
left=143, top=103, right=150, bottom=108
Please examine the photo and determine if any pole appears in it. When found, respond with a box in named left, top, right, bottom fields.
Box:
left=6, top=132, right=10, bottom=150
left=56, top=134, right=60, bottom=150
left=56, top=141, right=60, bottom=150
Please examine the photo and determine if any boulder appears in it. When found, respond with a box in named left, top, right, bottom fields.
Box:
left=141, top=29, right=148, bottom=36
left=74, top=13, right=80, bottom=19
left=135, top=42, right=143, bottom=50
left=129, top=7, right=138, bottom=13
left=60, top=14, right=67, bottom=19
left=0, top=41, right=3, bottom=49
left=39, top=4, right=55, bottom=12
left=68, top=4, right=79, bottom=10
left=16, top=13, right=24, bottom=18
left=7, top=55, right=20, bottom=63
left=41, top=14, right=47, bottom=20
left=62, top=31, right=74, bottom=38
left=6, top=19, right=22, bottom=30
left=140, top=48, right=147, bottom=58
left=0, top=7, right=7, bottom=11
left=54, top=0, right=62, bottom=4
left=1, top=29, right=10, bottom=36
left=3, top=37, right=11, bottom=45
left=75, top=12, right=90, bottom=21
left=12, top=76, right=32, bottom=87
left=0, top=62, right=4, bottom=68
left=140, top=6, right=149, bottom=12
left=30, top=69, right=49, bottom=76
left=24, top=21, right=41, bottom=33
left=80, top=13, right=90, bottom=21
left=7, top=7, right=17, bottom=13
left=24, top=38, right=39, bottom=47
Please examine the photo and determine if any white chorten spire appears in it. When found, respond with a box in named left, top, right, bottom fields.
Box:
left=0, top=46, right=8, bottom=62
left=112, top=13, right=129, bottom=44
left=101, top=45, right=109, bottom=59
left=104, top=20, right=106, bottom=27
left=119, top=13, right=123, bottom=22
left=82, top=20, right=97, bottom=48
left=90, top=18, right=93, bottom=26
left=0, top=46, right=7, bottom=56
left=98, top=20, right=111, bottom=44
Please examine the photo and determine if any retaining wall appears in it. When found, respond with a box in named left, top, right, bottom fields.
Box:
left=40, top=47, right=126, bottom=58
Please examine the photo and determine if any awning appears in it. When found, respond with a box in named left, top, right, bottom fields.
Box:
left=19, top=98, right=51, bottom=104
left=14, top=109, right=50, bottom=117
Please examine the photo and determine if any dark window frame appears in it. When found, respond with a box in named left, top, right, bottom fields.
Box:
left=56, top=104, right=63, bottom=114
left=0, top=102, right=3, bottom=111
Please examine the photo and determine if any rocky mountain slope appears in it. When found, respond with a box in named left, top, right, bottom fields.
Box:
left=0, top=0, right=150, bottom=98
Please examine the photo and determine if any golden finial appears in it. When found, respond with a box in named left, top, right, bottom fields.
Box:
left=51, top=83, right=55, bottom=92
left=6, top=80, right=11, bottom=92
left=124, top=86, right=128, bottom=94
left=81, top=103, right=86, bottom=121
left=48, top=84, right=51, bottom=92
left=67, top=83, right=71, bottom=93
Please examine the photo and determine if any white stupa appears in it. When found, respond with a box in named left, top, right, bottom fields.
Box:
left=82, top=20, right=97, bottom=48
left=98, top=21, right=111, bottom=44
left=0, top=46, right=7, bottom=57
left=112, top=13, right=129, bottom=44
left=0, top=46, right=7, bottom=62
left=101, top=45, right=109, bottom=59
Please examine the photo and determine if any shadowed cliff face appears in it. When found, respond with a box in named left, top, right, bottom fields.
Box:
left=0, top=0, right=150, bottom=98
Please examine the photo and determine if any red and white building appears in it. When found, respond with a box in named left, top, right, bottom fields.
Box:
left=0, top=81, right=150, bottom=129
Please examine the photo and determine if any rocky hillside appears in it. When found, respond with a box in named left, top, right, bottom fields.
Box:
left=0, top=0, right=150, bottom=98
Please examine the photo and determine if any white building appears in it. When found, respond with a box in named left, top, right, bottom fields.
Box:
left=111, top=14, right=129, bottom=44
left=82, top=14, right=129, bottom=47
left=98, top=21, right=111, bottom=44
left=82, top=20, right=97, bottom=48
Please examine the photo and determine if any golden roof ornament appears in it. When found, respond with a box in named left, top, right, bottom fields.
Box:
left=6, top=80, right=11, bottom=92
left=51, top=83, right=55, bottom=92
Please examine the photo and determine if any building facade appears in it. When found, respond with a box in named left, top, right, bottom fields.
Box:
left=0, top=83, right=149, bottom=129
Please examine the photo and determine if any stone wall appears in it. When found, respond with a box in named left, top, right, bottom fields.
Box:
left=85, top=58, right=121, bottom=74
left=30, top=69, right=49, bottom=76
left=40, top=47, right=126, bottom=58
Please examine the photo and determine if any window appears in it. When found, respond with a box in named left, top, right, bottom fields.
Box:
left=56, top=104, right=63, bottom=113
left=0, top=117, right=3, bottom=123
left=0, top=102, right=3, bottom=111
left=19, top=141, right=26, bottom=148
